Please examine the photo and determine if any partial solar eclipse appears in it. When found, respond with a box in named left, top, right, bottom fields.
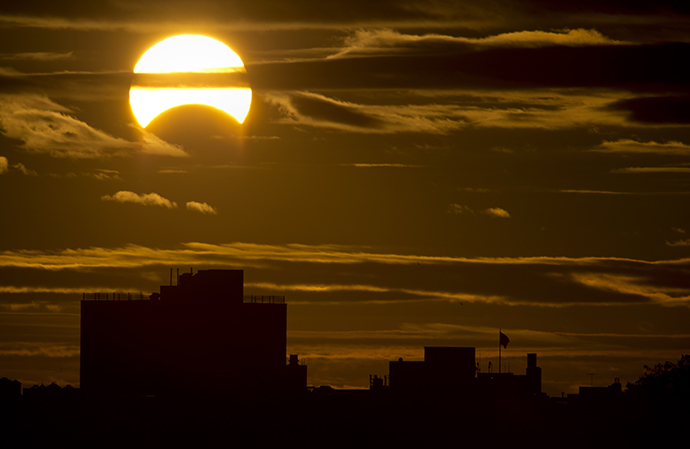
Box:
left=130, top=35, right=251, bottom=128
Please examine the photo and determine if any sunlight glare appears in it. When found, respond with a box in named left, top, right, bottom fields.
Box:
left=130, top=35, right=251, bottom=127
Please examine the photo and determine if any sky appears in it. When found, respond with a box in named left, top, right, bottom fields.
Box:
left=1, top=1, right=689, bottom=395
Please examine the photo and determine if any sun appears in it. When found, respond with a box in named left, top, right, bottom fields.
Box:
left=130, top=35, right=251, bottom=128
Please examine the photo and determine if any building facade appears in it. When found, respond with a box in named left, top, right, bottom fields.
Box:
left=81, top=269, right=295, bottom=396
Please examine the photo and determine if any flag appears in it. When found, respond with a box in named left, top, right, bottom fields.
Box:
left=500, top=331, right=510, bottom=348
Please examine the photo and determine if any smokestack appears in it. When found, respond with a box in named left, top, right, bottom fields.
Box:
left=176, top=268, right=179, bottom=285
left=170, top=268, right=172, bottom=286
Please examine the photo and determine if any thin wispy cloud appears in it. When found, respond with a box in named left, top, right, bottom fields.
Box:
left=447, top=204, right=475, bottom=214
left=330, top=28, right=625, bottom=58
left=1, top=51, right=74, bottom=61
left=568, top=272, right=690, bottom=307
left=612, top=167, right=690, bottom=174
left=2, top=241, right=685, bottom=271
left=265, top=90, right=631, bottom=134
left=459, top=187, right=493, bottom=193
left=13, top=162, right=37, bottom=176
left=594, top=139, right=690, bottom=155
left=666, top=239, right=690, bottom=247
left=101, top=191, right=177, bottom=209
left=0, top=94, right=187, bottom=158
left=559, top=189, right=690, bottom=195
left=86, top=169, right=121, bottom=181
left=560, top=189, right=631, bottom=195
left=341, top=163, right=424, bottom=168
left=447, top=204, right=510, bottom=217
left=0, top=343, right=79, bottom=358
left=248, top=282, right=500, bottom=305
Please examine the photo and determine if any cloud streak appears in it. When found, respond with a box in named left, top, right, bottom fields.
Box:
left=1, top=51, right=74, bottom=61
left=1, top=242, right=689, bottom=309
left=447, top=204, right=510, bottom=217
left=612, top=167, right=690, bottom=174
left=263, top=89, right=631, bottom=133
left=331, top=28, right=625, bottom=58
left=101, top=191, right=178, bottom=209
left=0, top=94, right=187, bottom=158
left=594, top=139, right=690, bottom=155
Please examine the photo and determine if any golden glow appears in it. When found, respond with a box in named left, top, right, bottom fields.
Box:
left=130, top=35, right=251, bottom=127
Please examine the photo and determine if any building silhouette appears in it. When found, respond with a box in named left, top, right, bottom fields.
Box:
left=81, top=269, right=304, bottom=396
left=476, top=352, right=542, bottom=396
left=389, top=347, right=476, bottom=393
left=387, top=346, right=542, bottom=397
left=0, top=377, right=21, bottom=399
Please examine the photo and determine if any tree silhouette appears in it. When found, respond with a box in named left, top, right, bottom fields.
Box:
left=627, top=354, right=690, bottom=404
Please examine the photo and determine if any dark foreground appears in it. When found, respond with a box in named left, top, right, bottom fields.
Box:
left=1, top=389, right=687, bottom=448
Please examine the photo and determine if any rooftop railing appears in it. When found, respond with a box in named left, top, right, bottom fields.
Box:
left=243, top=295, right=285, bottom=304
left=82, top=293, right=285, bottom=304
left=82, top=293, right=148, bottom=301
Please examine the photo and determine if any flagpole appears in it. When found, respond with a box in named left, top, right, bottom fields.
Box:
left=498, top=328, right=501, bottom=374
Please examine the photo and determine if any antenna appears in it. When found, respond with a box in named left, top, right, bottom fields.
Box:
left=587, top=373, right=596, bottom=387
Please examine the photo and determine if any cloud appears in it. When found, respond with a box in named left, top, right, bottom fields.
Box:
left=483, top=207, right=510, bottom=218
left=265, top=91, right=465, bottom=134
left=263, top=89, right=631, bottom=133
left=186, top=201, right=217, bottom=215
left=559, top=190, right=631, bottom=195
left=12, top=162, right=37, bottom=176
left=1, top=51, right=74, bottom=61
left=459, top=187, right=493, bottom=193
left=593, top=139, right=690, bottom=155
left=1, top=242, right=690, bottom=310
left=331, top=28, right=625, bottom=58
left=559, top=190, right=690, bottom=196
left=2, top=241, right=683, bottom=271
left=447, top=204, right=475, bottom=214
left=248, top=282, right=498, bottom=305
left=0, top=156, right=7, bottom=174
left=447, top=204, right=510, bottom=217
left=86, top=169, right=121, bottom=181
left=0, top=1, right=687, bottom=36
left=0, top=343, right=79, bottom=358
left=612, top=167, right=690, bottom=174
left=568, top=273, right=690, bottom=307
left=667, top=239, right=690, bottom=247
left=135, top=127, right=188, bottom=157
left=341, top=164, right=423, bottom=168
left=0, top=94, right=188, bottom=158
left=101, top=191, right=177, bottom=209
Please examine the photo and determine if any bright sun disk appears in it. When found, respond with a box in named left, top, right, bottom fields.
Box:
left=130, top=35, right=251, bottom=127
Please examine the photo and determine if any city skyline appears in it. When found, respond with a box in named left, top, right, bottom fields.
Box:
left=1, top=1, right=690, bottom=396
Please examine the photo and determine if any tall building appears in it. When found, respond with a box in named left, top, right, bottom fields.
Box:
left=81, top=269, right=299, bottom=396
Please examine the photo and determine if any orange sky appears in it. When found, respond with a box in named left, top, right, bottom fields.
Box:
left=1, top=1, right=689, bottom=395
